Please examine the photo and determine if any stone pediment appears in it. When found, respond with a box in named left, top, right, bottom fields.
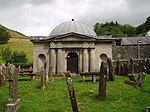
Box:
left=48, top=33, right=96, bottom=42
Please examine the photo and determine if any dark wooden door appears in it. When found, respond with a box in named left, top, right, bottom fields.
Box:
left=67, top=52, right=78, bottom=73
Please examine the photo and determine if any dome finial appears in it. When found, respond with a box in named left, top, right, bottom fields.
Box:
left=72, top=19, right=74, bottom=21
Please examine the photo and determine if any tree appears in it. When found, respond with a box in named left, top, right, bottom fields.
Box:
left=120, top=24, right=136, bottom=37
left=1, top=47, right=12, bottom=63
left=136, top=24, right=146, bottom=36
left=145, top=16, right=150, bottom=31
left=0, top=27, right=10, bottom=44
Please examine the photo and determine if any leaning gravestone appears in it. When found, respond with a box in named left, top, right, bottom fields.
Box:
left=99, top=62, right=107, bottom=100
left=5, top=64, right=20, bottom=112
left=65, top=71, right=78, bottom=112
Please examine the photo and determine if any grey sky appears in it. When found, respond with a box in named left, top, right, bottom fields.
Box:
left=0, top=0, right=150, bottom=36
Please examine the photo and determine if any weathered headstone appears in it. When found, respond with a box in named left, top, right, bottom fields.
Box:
left=120, top=64, right=124, bottom=76
left=116, top=60, right=120, bottom=75
left=65, top=71, right=78, bottom=112
left=107, top=58, right=115, bottom=81
left=99, top=62, right=107, bottom=100
left=0, top=64, right=8, bottom=86
left=124, top=63, right=129, bottom=76
left=41, top=70, right=46, bottom=90
left=138, top=61, right=145, bottom=73
left=145, top=59, right=150, bottom=74
left=136, top=72, right=145, bottom=88
left=129, top=58, right=134, bottom=74
left=5, top=64, right=20, bottom=112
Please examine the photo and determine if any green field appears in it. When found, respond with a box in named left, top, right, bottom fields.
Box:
left=0, top=75, right=150, bottom=112
left=0, top=38, right=33, bottom=63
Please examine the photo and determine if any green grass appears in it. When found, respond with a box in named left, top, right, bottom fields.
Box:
left=0, top=38, right=33, bottom=63
left=0, top=75, right=150, bottom=112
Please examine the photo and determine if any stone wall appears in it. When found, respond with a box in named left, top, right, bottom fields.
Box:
left=112, top=45, right=150, bottom=60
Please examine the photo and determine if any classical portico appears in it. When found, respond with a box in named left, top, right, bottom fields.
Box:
left=30, top=20, right=117, bottom=76
left=48, top=40, right=97, bottom=75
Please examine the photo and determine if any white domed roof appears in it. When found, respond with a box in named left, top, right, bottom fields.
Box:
left=50, top=20, right=97, bottom=36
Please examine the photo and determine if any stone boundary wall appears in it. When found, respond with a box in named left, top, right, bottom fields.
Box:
left=112, top=45, right=150, bottom=60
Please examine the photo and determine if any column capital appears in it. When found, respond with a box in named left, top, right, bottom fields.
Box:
left=90, top=42, right=95, bottom=48
left=57, top=42, right=62, bottom=48
left=50, top=42, right=56, bottom=48
left=82, top=42, right=89, bottom=48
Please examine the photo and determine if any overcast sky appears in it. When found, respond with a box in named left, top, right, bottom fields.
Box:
left=0, top=0, right=150, bottom=36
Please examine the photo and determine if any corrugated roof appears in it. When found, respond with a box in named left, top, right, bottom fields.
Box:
left=121, top=37, right=150, bottom=45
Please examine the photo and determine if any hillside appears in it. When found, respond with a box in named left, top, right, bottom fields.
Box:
left=0, top=24, right=33, bottom=63
left=0, top=24, right=29, bottom=38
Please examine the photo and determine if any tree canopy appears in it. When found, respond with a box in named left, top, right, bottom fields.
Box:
left=93, top=21, right=136, bottom=37
left=94, top=16, right=150, bottom=37
left=0, top=27, right=10, bottom=44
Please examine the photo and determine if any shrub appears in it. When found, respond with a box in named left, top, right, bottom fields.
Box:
left=14, top=62, right=33, bottom=68
left=0, top=47, right=28, bottom=65
left=11, top=51, right=28, bottom=63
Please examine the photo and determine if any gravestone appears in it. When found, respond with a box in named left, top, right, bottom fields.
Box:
left=124, top=63, right=129, bottom=76
left=107, top=58, right=115, bottom=81
left=138, top=61, right=145, bottom=73
left=99, top=62, right=107, bottom=100
left=116, top=60, right=120, bottom=75
left=41, top=70, right=46, bottom=90
left=5, top=64, right=20, bottom=112
left=65, top=71, right=78, bottom=112
left=129, top=58, right=134, bottom=74
left=120, top=64, right=124, bottom=76
left=145, top=59, right=150, bottom=74
left=0, top=64, right=8, bottom=86
left=136, top=72, right=145, bottom=88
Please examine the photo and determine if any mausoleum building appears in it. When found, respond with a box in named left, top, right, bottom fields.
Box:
left=30, top=20, right=118, bottom=76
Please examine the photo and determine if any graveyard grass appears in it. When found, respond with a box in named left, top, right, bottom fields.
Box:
left=0, top=75, right=150, bottom=112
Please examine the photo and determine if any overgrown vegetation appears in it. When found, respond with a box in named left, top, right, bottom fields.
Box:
left=0, top=75, right=149, bottom=112
left=94, top=16, right=150, bottom=37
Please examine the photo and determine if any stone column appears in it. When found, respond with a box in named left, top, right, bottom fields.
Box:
left=79, top=50, right=82, bottom=73
left=62, top=49, right=66, bottom=73
left=90, top=48, right=95, bottom=72
left=57, top=48, right=62, bottom=74
left=83, top=48, right=89, bottom=72
left=50, top=48, right=56, bottom=75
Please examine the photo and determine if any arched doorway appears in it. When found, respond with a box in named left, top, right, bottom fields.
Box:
left=38, top=54, right=46, bottom=71
left=67, top=52, right=78, bottom=74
